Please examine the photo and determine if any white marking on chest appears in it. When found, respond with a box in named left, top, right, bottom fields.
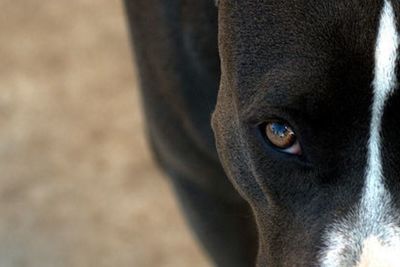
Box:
left=320, top=1, right=400, bottom=266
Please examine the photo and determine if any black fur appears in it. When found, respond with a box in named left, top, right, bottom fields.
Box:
left=126, top=0, right=400, bottom=266
left=214, top=0, right=383, bottom=265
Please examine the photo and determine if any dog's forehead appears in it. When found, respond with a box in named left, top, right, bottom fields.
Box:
left=219, top=0, right=382, bottom=106
left=219, top=0, right=382, bottom=53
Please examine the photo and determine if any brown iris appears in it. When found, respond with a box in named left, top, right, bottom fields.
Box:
left=265, top=122, right=297, bottom=149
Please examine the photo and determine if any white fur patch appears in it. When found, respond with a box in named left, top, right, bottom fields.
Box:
left=357, top=236, right=400, bottom=267
left=320, top=1, right=400, bottom=266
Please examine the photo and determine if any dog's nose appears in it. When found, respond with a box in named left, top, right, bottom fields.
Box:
left=356, top=236, right=400, bottom=267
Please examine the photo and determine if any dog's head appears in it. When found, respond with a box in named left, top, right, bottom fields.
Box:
left=212, top=0, right=400, bottom=266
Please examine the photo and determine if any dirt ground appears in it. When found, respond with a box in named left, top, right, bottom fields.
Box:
left=0, top=1, right=210, bottom=266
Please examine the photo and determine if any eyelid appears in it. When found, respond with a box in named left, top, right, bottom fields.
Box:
left=246, top=108, right=300, bottom=130
left=281, top=140, right=302, bottom=155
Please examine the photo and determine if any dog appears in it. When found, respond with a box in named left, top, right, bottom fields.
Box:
left=125, top=0, right=400, bottom=266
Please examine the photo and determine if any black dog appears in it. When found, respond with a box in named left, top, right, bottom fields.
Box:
left=125, top=0, right=400, bottom=266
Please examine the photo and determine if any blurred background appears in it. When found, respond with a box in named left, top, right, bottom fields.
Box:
left=0, top=0, right=210, bottom=266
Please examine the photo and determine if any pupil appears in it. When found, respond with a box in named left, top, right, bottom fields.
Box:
left=271, top=123, right=288, bottom=137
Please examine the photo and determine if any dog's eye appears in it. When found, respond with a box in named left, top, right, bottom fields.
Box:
left=263, top=122, right=301, bottom=155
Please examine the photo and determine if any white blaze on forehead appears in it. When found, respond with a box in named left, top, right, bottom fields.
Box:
left=320, top=1, right=400, bottom=266
left=365, top=0, right=399, bottom=212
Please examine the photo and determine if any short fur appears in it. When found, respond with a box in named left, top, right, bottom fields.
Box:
left=126, top=0, right=400, bottom=266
